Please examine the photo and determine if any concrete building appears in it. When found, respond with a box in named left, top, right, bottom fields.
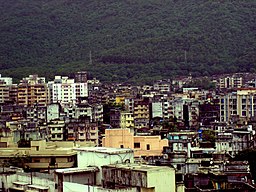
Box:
left=134, top=98, right=150, bottom=129
left=55, top=167, right=99, bottom=192
left=153, top=79, right=171, bottom=93
left=74, top=147, right=134, bottom=185
left=120, top=111, right=134, bottom=129
left=220, top=88, right=256, bottom=122
left=0, top=82, right=11, bottom=104
left=64, top=103, right=103, bottom=123
left=102, top=164, right=176, bottom=192
left=17, top=75, right=48, bottom=107
left=102, top=128, right=168, bottom=158
left=151, top=102, right=163, bottom=118
left=48, top=120, right=66, bottom=141
left=109, top=108, right=121, bottom=128
left=219, top=74, right=243, bottom=89
left=66, top=118, right=98, bottom=145
left=47, top=76, right=88, bottom=106
left=0, top=140, right=77, bottom=171
left=47, top=104, right=61, bottom=123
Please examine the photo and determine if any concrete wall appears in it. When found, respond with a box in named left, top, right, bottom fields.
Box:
left=103, top=129, right=134, bottom=149
left=63, top=182, right=137, bottom=192
left=147, top=167, right=175, bottom=192
left=76, top=150, right=134, bottom=185
left=103, top=129, right=168, bottom=157
left=0, top=172, right=56, bottom=192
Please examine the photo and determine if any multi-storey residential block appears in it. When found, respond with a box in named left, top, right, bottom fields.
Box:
left=219, top=74, right=243, bottom=89
left=48, top=120, right=66, bottom=141
left=124, top=98, right=134, bottom=113
left=216, top=125, right=254, bottom=156
left=67, top=118, right=98, bottom=145
left=64, top=103, right=103, bottom=123
left=0, top=82, right=10, bottom=104
left=109, top=108, right=121, bottom=128
left=75, top=71, right=87, bottom=83
left=25, top=105, right=46, bottom=123
left=220, top=88, right=256, bottom=122
left=199, top=100, right=220, bottom=126
left=170, top=98, right=199, bottom=129
left=0, top=74, right=13, bottom=104
left=120, top=111, right=134, bottom=128
left=134, top=98, right=150, bottom=128
left=17, top=75, right=48, bottom=107
left=153, top=79, right=171, bottom=93
left=9, top=84, right=18, bottom=103
left=48, top=76, right=88, bottom=106
left=46, top=103, right=60, bottom=123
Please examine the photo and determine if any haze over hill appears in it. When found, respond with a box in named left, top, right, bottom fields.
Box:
left=0, top=0, right=255, bottom=83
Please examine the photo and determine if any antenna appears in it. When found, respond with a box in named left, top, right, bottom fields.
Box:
left=89, top=50, right=92, bottom=65
left=184, top=50, right=187, bottom=64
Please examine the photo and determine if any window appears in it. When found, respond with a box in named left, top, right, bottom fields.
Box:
left=50, top=157, right=56, bottom=166
left=146, top=144, right=150, bottom=150
left=120, top=145, right=124, bottom=148
left=134, top=143, right=140, bottom=148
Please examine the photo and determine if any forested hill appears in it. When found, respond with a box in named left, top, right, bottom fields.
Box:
left=0, top=0, right=255, bottom=83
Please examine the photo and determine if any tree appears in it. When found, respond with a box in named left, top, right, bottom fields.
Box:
left=202, top=130, right=215, bottom=144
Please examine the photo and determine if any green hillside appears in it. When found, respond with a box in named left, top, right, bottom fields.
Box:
left=0, top=0, right=255, bottom=83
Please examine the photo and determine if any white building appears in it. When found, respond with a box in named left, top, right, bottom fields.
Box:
left=152, top=102, right=163, bottom=118
left=0, top=74, right=12, bottom=85
left=48, top=76, right=88, bottom=106
left=74, top=147, right=134, bottom=185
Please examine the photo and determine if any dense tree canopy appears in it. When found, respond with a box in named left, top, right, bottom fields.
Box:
left=0, top=0, right=255, bottom=83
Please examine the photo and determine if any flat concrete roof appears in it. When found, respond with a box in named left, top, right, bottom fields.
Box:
left=13, top=181, right=29, bottom=185
left=55, top=167, right=99, bottom=174
left=102, top=163, right=173, bottom=173
left=74, top=147, right=134, bottom=154
left=28, top=184, right=49, bottom=190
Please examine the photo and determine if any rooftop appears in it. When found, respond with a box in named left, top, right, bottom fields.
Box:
left=55, top=167, right=99, bottom=174
left=103, top=163, right=173, bottom=173
left=74, top=147, right=134, bottom=154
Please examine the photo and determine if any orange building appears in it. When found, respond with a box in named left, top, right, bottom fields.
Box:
left=102, top=128, right=168, bottom=158
left=17, top=75, right=48, bottom=107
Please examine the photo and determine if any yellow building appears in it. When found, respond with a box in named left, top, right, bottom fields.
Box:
left=115, top=95, right=125, bottom=104
left=0, top=140, right=77, bottom=171
left=120, top=111, right=134, bottom=128
left=102, top=128, right=168, bottom=157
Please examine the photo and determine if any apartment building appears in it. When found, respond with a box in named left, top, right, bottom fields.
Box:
left=219, top=74, right=243, bottom=89
left=65, top=103, right=103, bottom=123
left=47, top=76, right=88, bottom=106
left=220, top=88, right=256, bottom=122
left=120, top=111, right=134, bottom=129
left=17, top=75, right=48, bottom=107
left=66, top=118, right=98, bottom=145
left=134, top=98, right=150, bottom=128
left=48, top=120, right=66, bottom=141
